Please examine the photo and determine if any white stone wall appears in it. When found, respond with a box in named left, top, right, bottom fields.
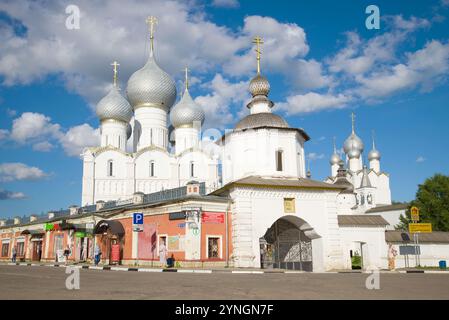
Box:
left=339, top=226, right=388, bottom=270
left=222, top=129, right=306, bottom=185
left=387, top=243, right=449, bottom=269
left=100, top=120, right=128, bottom=151
left=229, top=186, right=345, bottom=271
left=134, top=107, right=169, bottom=151
left=82, top=147, right=220, bottom=205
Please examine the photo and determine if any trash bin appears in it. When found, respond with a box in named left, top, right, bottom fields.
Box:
left=439, top=260, right=447, bottom=269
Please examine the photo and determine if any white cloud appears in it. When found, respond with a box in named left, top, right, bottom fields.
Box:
left=306, top=153, right=325, bottom=161
left=10, top=112, right=61, bottom=143
left=276, top=92, right=351, bottom=115
left=0, top=0, right=247, bottom=105
left=416, top=156, right=426, bottom=163
left=223, top=15, right=315, bottom=90
left=391, top=15, right=431, bottom=31
left=0, top=162, right=48, bottom=182
left=59, top=124, right=100, bottom=157
left=212, top=0, right=239, bottom=8
left=32, top=141, right=54, bottom=152
left=355, top=40, right=449, bottom=99
left=7, top=112, right=99, bottom=157
left=195, top=74, right=249, bottom=129
left=0, top=129, right=8, bottom=140
left=0, top=189, right=26, bottom=200
left=6, top=108, right=17, bottom=117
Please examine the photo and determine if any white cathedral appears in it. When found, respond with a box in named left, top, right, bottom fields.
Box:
left=81, top=22, right=391, bottom=213
left=81, top=27, right=220, bottom=205
left=79, top=18, right=415, bottom=271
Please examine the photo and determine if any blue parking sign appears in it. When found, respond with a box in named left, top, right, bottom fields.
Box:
left=133, top=212, right=144, bottom=225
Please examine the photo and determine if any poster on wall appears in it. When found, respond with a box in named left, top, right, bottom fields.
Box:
left=56, top=249, right=66, bottom=262
left=167, top=235, right=185, bottom=251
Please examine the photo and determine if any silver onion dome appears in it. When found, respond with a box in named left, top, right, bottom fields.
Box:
left=368, top=134, right=381, bottom=161
left=330, top=153, right=341, bottom=165
left=343, top=113, right=364, bottom=159
left=235, top=113, right=289, bottom=130
left=368, top=148, right=381, bottom=161
left=343, top=132, right=364, bottom=159
left=330, top=137, right=341, bottom=165
left=96, top=86, right=133, bottom=123
left=170, top=89, right=205, bottom=128
left=126, top=53, right=177, bottom=111
left=249, top=74, right=270, bottom=97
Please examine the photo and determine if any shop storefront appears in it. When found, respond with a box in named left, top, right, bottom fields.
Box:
left=21, top=230, right=45, bottom=261
left=94, top=220, right=125, bottom=265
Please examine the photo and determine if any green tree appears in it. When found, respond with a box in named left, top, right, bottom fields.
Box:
left=398, top=174, right=449, bottom=231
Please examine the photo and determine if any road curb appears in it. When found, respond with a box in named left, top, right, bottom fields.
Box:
left=1, top=263, right=448, bottom=274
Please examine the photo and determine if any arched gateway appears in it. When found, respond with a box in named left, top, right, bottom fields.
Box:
left=260, top=216, right=320, bottom=271
left=94, top=220, right=125, bottom=265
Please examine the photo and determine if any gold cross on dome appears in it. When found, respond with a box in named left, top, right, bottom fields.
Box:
left=111, top=61, right=120, bottom=87
left=252, top=36, right=264, bottom=74
left=146, top=16, right=158, bottom=51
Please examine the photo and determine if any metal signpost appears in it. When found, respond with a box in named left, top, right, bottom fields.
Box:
left=132, top=213, right=144, bottom=267
left=133, top=212, right=144, bottom=232
left=408, top=207, right=432, bottom=267
left=410, top=207, right=420, bottom=267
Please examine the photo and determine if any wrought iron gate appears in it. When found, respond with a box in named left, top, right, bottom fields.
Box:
left=260, top=219, right=313, bottom=271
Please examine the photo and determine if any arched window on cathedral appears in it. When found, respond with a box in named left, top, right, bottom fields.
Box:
left=107, top=160, right=113, bottom=177
left=276, top=150, right=283, bottom=172
left=190, top=161, right=195, bottom=178
left=150, top=161, right=155, bottom=177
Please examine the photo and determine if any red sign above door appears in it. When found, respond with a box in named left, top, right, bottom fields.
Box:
left=202, top=213, right=224, bottom=224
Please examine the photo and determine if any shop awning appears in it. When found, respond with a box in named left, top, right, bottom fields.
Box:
left=94, top=220, right=125, bottom=236
left=21, top=229, right=45, bottom=236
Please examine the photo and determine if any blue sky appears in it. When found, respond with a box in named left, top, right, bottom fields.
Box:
left=0, top=0, right=449, bottom=219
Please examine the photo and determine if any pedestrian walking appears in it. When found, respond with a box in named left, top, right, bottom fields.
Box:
left=63, top=245, right=71, bottom=265
left=94, top=244, right=102, bottom=266
left=12, top=246, right=17, bottom=263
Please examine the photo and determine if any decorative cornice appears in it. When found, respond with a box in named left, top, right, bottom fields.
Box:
left=134, top=145, right=170, bottom=158
left=91, top=145, right=132, bottom=157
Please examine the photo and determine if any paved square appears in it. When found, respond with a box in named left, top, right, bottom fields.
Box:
left=1, top=265, right=448, bottom=299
